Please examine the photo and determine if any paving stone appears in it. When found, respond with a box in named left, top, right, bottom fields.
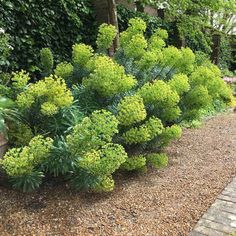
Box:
left=193, top=225, right=226, bottom=236
left=197, top=218, right=234, bottom=234
left=190, top=178, right=236, bottom=235
left=218, top=194, right=236, bottom=203
left=190, top=231, right=207, bottom=236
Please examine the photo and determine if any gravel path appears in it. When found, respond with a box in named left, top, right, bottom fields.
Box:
left=0, top=112, right=236, bottom=236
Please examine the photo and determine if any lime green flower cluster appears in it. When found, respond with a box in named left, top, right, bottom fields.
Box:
left=11, top=70, right=30, bottom=89
left=137, top=80, right=181, bottom=122
left=0, top=135, right=53, bottom=176
left=158, top=125, right=182, bottom=147
left=96, top=23, right=117, bottom=51
left=138, top=80, right=180, bottom=106
left=72, top=43, right=94, bottom=68
left=136, top=51, right=160, bottom=71
left=123, top=117, right=164, bottom=144
left=54, top=62, right=74, bottom=80
left=146, top=153, right=168, bottom=168
left=176, top=47, right=195, bottom=74
left=121, top=155, right=146, bottom=171
left=190, top=66, right=232, bottom=102
left=120, top=18, right=147, bottom=59
left=117, top=95, right=146, bottom=126
left=67, top=110, right=119, bottom=156
left=40, top=48, right=54, bottom=75
left=16, top=75, right=73, bottom=116
left=168, top=73, right=190, bottom=96
left=161, top=46, right=182, bottom=67
left=83, top=56, right=137, bottom=97
left=78, top=143, right=127, bottom=177
left=149, top=28, right=168, bottom=50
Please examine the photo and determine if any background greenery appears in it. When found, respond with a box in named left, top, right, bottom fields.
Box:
left=0, top=0, right=97, bottom=72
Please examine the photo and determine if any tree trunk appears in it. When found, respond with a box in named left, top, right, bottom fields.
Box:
left=107, top=0, right=119, bottom=52
left=135, top=1, right=144, bottom=12
left=211, top=33, right=221, bottom=65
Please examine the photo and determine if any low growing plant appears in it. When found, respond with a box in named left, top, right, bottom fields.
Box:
left=0, top=18, right=233, bottom=192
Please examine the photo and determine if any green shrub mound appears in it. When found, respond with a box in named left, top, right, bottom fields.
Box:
left=0, top=18, right=233, bottom=192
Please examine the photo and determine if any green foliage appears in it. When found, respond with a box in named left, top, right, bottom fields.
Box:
left=11, top=70, right=30, bottom=90
left=72, top=43, right=94, bottom=68
left=158, top=125, right=182, bottom=148
left=121, top=155, right=146, bottom=171
left=117, top=5, right=165, bottom=38
left=40, top=48, right=54, bottom=76
left=8, top=122, right=33, bottom=146
left=67, top=110, right=119, bottom=156
left=54, top=62, right=74, bottom=81
left=0, top=0, right=97, bottom=71
left=10, top=171, right=44, bottom=192
left=117, top=95, right=146, bottom=126
left=16, top=75, right=73, bottom=116
left=83, top=56, right=137, bottom=97
left=0, top=135, right=53, bottom=176
left=0, top=29, right=12, bottom=72
left=96, top=24, right=117, bottom=52
left=146, top=153, right=168, bottom=168
left=123, top=117, right=164, bottom=144
left=168, top=73, right=190, bottom=96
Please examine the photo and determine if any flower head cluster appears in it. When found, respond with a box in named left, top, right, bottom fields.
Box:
left=11, top=70, right=30, bottom=89
left=137, top=80, right=180, bottom=113
left=190, top=66, right=232, bottom=101
left=40, top=48, right=54, bottom=75
left=0, top=135, right=53, bottom=176
left=121, top=155, right=146, bottom=171
left=72, top=43, right=94, bottom=68
left=168, top=73, right=190, bottom=96
left=117, top=95, right=146, bottom=126
left=83, top=56, right=136, bottom=97
left=146, top=153, right=168, bottom=168
left=149, top=28, right=168, bottom=50
left=54, top=62, right=74, bottom=80
left=16, top=75, right=73, bottom=116
left=123, top=117, right=164, bottom=144
left=67, top=110, right=119, bottom=156
left=96, top=23, right=117, bottom=51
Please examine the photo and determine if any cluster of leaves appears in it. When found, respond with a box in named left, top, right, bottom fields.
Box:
left=0, top=18, right=233, bottom=193
left=0, top=0, right=97, bottom=72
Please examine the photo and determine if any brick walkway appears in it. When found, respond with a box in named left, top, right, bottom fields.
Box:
left=190, top=178, right=236, bottom=236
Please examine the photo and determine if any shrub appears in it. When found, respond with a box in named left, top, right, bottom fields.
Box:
left=1, top=17, right=233, bottom=193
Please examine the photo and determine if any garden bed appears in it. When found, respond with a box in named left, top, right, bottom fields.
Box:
left=0, top=111, right=235, bottom=235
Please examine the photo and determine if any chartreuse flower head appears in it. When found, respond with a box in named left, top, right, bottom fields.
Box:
left=83, top=56, right=137, bottom=97
left=117, top=95, right=146, bottom=126
left=72, top=43, right=94, bottom=68
left=146, top=153, right=168, bottom=168
left=54, top=62, right=74, bottom=80
left=123, top=117, right=164, bottom=144
left=96, top=23, right=117, bottom=51
left=16, top=75, right=73, bottom=116
left=168, top=73, right=190, bottom=96
left=121, top=155, right=146, bottom=171
left=11, top=70, right=30, bottom=89
left=0, top=135, right=53, bottom=177
left=67, top=110, right=119, bottom=156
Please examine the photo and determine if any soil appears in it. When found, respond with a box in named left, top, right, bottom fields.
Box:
left=0, top=111, right=236, bottom=236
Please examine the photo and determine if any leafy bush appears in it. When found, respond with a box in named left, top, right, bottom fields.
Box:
left=0, top=0, right=97, bottom=71
left=0, top=18, right=233, bottom=192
